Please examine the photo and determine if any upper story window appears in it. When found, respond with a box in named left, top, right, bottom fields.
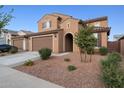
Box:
left=94, top=22, right=100, bottom=27
left=42, top=21, right=51, bottom=30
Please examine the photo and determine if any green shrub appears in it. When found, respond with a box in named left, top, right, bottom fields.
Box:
left=64, top=58, right=70, bottom=62
left=102, top=68, right=124, bottom=88
left=99, top=47, right=108, bottom=55
left=9, top=46, right=18, bottom=54
left=107, top=52, right=122, bottom=63
left=101, top=53, right=124, bottom=88
left=68, top=65, right=77, bottom=71
left=101, top=59, right=119, bottom=69
left=24, top=60, right=34, bottom=66
left=39, top=48, right=52, bottom=60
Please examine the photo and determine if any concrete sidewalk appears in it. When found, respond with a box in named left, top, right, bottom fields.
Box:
left=0, top=64, right=62, bottom=88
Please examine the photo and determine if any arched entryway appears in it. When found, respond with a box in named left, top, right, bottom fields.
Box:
left=65, top=33, right=73, bottom=52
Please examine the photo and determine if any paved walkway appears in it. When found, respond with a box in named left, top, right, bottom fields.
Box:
left=0, top=64, right=62, bottom=88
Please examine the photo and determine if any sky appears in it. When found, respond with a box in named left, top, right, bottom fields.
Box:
left=1, top=5, right=124, bottom=41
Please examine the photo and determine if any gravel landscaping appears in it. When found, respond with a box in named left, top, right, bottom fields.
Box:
left=14, top=53, right=106, bottom=88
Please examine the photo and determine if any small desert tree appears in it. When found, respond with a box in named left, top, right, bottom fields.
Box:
left=85, top=35, right=97, bottom=62
left=0, top=5, right=13, bottom=33
left=74, top=26, right=97, bottom=62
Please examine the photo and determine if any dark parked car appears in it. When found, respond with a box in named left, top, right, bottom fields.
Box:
left=0, top=44, right=12, bottom=52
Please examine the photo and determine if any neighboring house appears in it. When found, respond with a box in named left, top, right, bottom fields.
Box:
left=113, top=34, right=124, bottom=41
left=0, top=29, right=18, bottom=45
left=0, top=29, right=33, bottom=48
left=12, top=13, right=111, bottom=53
left=119, top=36, right=124, bottom=55
left=12, top=30, right=33, bottom=50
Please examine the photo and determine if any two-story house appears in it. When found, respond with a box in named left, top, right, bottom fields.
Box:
left=12, top=13, right=111, bottom=53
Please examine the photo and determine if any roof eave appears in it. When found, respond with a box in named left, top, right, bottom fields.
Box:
left=84, top=16, right=108, bottom=23
left=93, top=27, right=111, bottom=36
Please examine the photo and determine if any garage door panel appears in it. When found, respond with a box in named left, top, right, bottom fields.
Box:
left=32, top=36, right=52, bottom=51
left=13, top=39, right=23, bottom=50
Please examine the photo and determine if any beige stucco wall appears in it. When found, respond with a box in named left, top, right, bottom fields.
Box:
left=60, top=18, right=79, bottom=33
left=58, top=30, right=63, bottom=52
left=53, top=33, right=59, bottom=53
left=38, top=15, right=58, bottom=32
left=37, top=14, right=109, bottom=53
left=60, top=18, right=79, bottom=52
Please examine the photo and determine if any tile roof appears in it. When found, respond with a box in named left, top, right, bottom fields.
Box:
left=2, top=29, right=18, bottom=36
left=93, top=27, right=111, bottom=35
left=12, top=29, right=63, bottom=39
left=27, top=29, right=61, bottom=36
left=20, top=30, right=34, bottom=34
left=84, top=16, right=108, bottom=23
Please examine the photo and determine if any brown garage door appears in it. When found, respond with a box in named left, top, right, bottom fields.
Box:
left=32, top=36, right=53, bottom=51
left=13, top=39, right=23, bottom=50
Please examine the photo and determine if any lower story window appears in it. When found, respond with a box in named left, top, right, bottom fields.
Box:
left=93, top=33, right=100, bottom=47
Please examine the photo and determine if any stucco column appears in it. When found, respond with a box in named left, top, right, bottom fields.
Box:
left=29, top=37, right=32, bottom=51
left=23, top=38, right=26, bottom=50
left=53, top=34, right=59, bottom=53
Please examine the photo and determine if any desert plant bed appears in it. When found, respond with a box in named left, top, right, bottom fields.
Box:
left=14, top=53, right=106, bottom=88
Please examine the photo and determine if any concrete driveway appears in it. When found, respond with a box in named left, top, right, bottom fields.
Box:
left=0, top=52, right=40, bottom=67
left=0, top=51, right=69, bottom=67
left=0, top=51, right=65, bottom=88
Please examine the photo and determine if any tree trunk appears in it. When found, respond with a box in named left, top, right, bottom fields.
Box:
left=79, top=48, right=83, bottom=62
left=90, top=51, right=92, bottom=62
left=84, top=51, right=87, bottom=62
